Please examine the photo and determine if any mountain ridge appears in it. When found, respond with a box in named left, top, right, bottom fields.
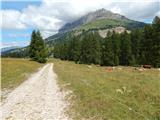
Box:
left=59, top=8, right=145, bottom=33
left=1, top=46, right=20, bottom=53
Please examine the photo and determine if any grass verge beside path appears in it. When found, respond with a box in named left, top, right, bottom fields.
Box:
left=51, top=58, right=160, bottom=120
left=1, top=58, right=43, bottom=89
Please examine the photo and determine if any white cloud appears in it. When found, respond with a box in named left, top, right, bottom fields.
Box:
left=0, top=10, right=26, bottom=29
left=156, top=11, right=160, bottom=17
left=8, top=33, right=30, bottom=38
left=0, top=0, right=159, bottom=38
left=116, top=1, right=159, bottom=21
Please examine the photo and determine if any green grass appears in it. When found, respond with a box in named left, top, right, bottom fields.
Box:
left=51, top=58, right=160, bottom=120
left=76, top=19, right=130, bottom=30
left=1, top=58, right=43, bottom=89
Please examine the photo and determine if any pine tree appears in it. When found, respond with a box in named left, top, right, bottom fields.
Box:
left=72, top=36, right=81, bottom=63
left=67, top=36, right=78, bottom=61
left=112, top=32, right=120, bottom=65
left=151, top=16, right=160, bottom=67
left=29, top=30, right=48, bottom=63
left=120, top=31, right=133, bottom=65
left=80, top=33, right=93, bottom=64
left=29, top=30, right=37, bottom=60
left=101, top=32, right=114, bottom=66
left=80, top=32, right=101, bottom=64
left=131, top=29, right=144, bottom=65
left=61, top=41, right=69, bottom=60
left=53, top=42, right=61, bottom=58
left=91, top=32, right=101, bottom=64
left=141, top=25, right=154, bottom=65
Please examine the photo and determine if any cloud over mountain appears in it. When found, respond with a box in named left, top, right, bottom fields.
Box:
left=0, top=0, right=159, bottom=38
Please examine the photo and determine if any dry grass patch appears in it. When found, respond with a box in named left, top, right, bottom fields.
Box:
left=51, top=58, right=160, bottom=120
left=1, top=58, right=43, bottom=89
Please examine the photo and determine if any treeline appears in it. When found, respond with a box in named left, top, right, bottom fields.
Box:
left=1, top=48, right=29, bottom=58
left=54, top=16, right=160, bottom=67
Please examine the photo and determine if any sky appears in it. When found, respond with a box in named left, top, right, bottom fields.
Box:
left=0, top=0, right=160, bottom=48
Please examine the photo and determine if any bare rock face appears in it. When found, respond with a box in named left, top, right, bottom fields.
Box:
left=113, top=27, right=126, bottom=33
left=98, top=27, right=130, bottom=38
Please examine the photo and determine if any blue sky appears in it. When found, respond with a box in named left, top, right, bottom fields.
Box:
left=1, top=1, right=41, bottom=11
left=1, top=0, right=159, bottom=48
left=1, top=1, right=41, bottom=48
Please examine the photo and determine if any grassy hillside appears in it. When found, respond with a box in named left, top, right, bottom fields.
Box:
left=76, top=19, right=145, bottom=31
left=1, top=58, right=43, bottom=89
left=76, top=19, right=126, bottom=30
left=51, top=59, right=160, bottom=120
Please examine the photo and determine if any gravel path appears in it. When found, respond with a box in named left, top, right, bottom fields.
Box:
left=1, top=63, right=70, bottom=120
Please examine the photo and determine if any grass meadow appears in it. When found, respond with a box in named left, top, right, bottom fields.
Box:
left=1, top=58, right=43, bottom=89
left=1, top=58, right=160, bottom=119
left=51, top=59, right=160, bottom=120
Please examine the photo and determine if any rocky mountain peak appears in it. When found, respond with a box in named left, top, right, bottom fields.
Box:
left=58, top=8, right=140, bottom=33
left=94, top=8, right=111, bottom=14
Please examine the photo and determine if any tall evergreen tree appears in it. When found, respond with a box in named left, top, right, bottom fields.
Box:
left=29, top=30, right=37, bottom=60
left=151, top=16, right=160, bottom=67
left=141, top=25, right=154, bottom=65
left=60, top=41, right=69, bottom=60
left=112, top=32, right=120, bottom=65
left=120, top=31, right=134, bottom=65
left=80, top=32, right=101, bottom=64
left=53, top=42, right=61, bottom=58
left=101, top=32, right=114, bottom=66
left=72, top=36, right=81, bottom=63
left=29, top=30, right=48, bottom=63
left=131, top=29, right=144, bottom=65
left=91, top=32, right=101, bottom=64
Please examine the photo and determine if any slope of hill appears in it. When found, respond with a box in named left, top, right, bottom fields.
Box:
left=59, top=8, right=145, bottom=33
left=1, top=46, right=20, bottom=53
left=76, top=18, right=145, bottom=31
left=46, top=8, right=145, bottom=43
left=1, top=47, right=28, bottom=57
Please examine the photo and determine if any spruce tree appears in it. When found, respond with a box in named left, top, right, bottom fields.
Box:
left=151, top=16, right=160, bottom=67
left=60, top=41, right=69, bottom=60
left=29, top=30, right=48, bottom=63
left=29, top=30, right=37, bottom=60
left=101, top=32, right=114, bottom=66
left=131, top=29, right=144, bottom=65
left=72, top=36, right=81, bottom=63
left=141, top=25, right=154, bottom=65
left=120, top=31, right=133, bottom=65
left=80, top=32, right=101, bottom=64
left=91, top=32, right=101, bottom=64
left=112, top=32, right=120, bottom=66
left=67, top=36, right=77, bottom=61
left=53, top=43, right=61, bottom=58
left=80, top=33, right=93, bottom=64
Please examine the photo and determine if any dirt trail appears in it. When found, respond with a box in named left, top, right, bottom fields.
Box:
left=1, top=63, right=70, bottom=120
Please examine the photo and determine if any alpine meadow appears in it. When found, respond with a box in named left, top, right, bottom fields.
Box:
left=1, top=1, right=160, bottom=120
